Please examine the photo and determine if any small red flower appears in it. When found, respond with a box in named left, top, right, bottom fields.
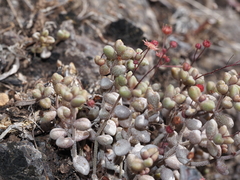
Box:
left=170, top=41, right=178, bottom=48
left=143, top=40, right=159, bottom=50
left=195, top=43, right=202, bottom=49
left=151, top=40, right=159, bottom=47
left=182, top=62, right=191, bottom=71
left=156, top=51, right=163, bottom=58
left=165, top=125, right=174, bottom=134
left=164, top=56, right=170, bottom=63
left=156, top=48, right=167, bottom=58
left=156, top=52, right=161, bottom=57
left=87, top=99, right=95, bottom=108
left=196, top=84, right=204, bottom=92
left=133, top=60, right=139, bottom=64
left=161, top=48, right=167, bottom=54
left=202, top=40, right=211, bottom=48
left=162, top=25, right=172, bottom=35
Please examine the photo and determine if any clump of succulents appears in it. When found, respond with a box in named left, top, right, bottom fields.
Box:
left=31, top=29, right=70, bottom=59
left=31, top=25, right=240, bottom=179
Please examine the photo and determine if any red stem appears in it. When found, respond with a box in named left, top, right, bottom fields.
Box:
left=195, top=60, right=240, bottom=80
left=191, top=48, right=206, bottom=66
left=133, top=48, right=150, bottom=74
left=133, top=57, right=165, bottom=89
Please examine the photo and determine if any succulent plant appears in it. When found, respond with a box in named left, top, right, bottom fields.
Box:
left=29, top=35, right=240, bottom=179
left=31, top=29, right=70, bottom=59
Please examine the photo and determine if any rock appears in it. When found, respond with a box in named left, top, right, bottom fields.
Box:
left=0, top=141, right=53, bottom=180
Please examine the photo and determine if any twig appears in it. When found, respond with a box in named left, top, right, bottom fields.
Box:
left=0, top=123, right=23, bottom=141
left=41, top=0, right=69, bottom=14
left=0, top=57, right=20, bottom=81
left=28, top=109, right=45, bottom=134
left=24, top=0, right=34, bottom=11
left=15, top=99, right=37, bottom=107
left=77, top=0, right=88, bottom=20
left=71, top=108, right=78, bottom=158
left=0, top=22, right=15, bottom=34
left=6, top=0, right=23, bottom=28
left=163, top=124, right=186, bottom=160
left=158, top=0, right=175, bottom=9
left=84, top=20, right=110, bottom=44
left=153, top=132, right=165, bottom=145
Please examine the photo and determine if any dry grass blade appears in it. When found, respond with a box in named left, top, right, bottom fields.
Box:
left=0, top=57, right=20, bottom=81
left=14, top=99, right=37, bottom=107
left=6, top=0, right=23, bottom=28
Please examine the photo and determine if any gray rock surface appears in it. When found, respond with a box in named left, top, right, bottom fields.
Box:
left=0, top=141, right=53, bottom=180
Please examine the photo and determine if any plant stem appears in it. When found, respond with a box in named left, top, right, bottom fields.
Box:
left=191, top=48, right=206, bottom=66
left=195, top=60, right=240, bottom=80
left=163, top=124, right=186, bottom=160
left=191, top=49, right=198, bottom=66
left=153, top=133, right=165, bottom=145
left=133, top=58, right=165, bottom=89
left=92, top=95, right=121, bottom=176
left=71, top=108, right=78, bottom=158
left=133, top=48, right=150, bottom=75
